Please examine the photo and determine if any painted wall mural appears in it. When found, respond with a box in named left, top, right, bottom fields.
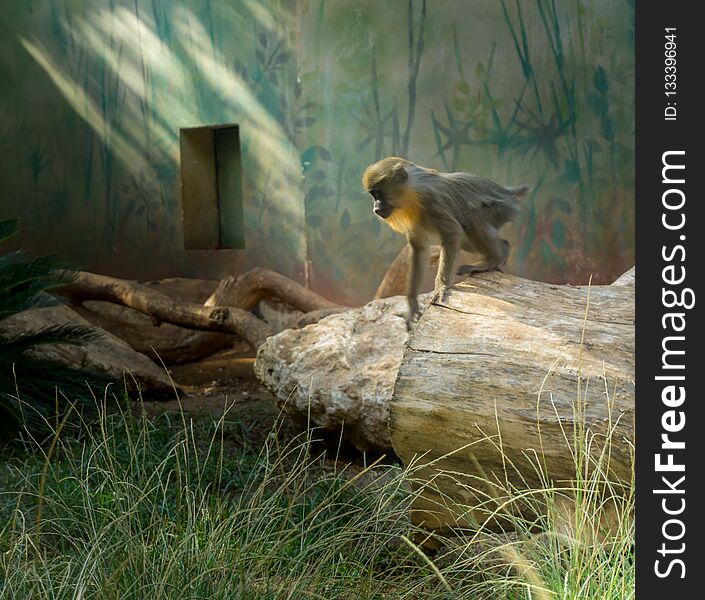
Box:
left=0, top=0, right=634, bottom=306
left=300, top=0, right=635, bottom=303
left=0, top=0, right=307, bottom=283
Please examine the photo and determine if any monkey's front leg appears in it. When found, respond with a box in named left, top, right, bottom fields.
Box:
left=406, top=237, right=429, bottom=330
left=434, top=230, right=460, bottom=303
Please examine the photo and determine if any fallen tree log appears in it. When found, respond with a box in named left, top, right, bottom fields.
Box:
left=57, top=253, right=444, bottom=362
left=74, top=278, right=235, bottom=364
left=389, top=270, right=634, bottom=531
left=61, top=269, right=355, bottom=354
left=374, top=245, right=486, bottom=300
left=254, top=294, right=430, bottom=451
left=1, top=304, right=176, bottom=394
left=205, top=267, right=345, bottom=313
left=63, top=272, right=273, bottom=349
left=374, top=246, right=441, bottom=299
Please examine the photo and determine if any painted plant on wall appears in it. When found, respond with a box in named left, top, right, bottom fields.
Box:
left=300, top=0, right=634, bottom=304
left=435, top=0, right=636, bottom=285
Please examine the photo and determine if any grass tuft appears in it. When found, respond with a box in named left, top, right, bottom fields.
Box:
left=0, top=389, right=633, bottom=598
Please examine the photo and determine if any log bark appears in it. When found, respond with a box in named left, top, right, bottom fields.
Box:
left=63, top=272, right=273, bottom=349
left=254, top=294, right=428, bottom=452
left=611, top=266, right=635, bottom=286
left=389, top=270, right=634, bottom=531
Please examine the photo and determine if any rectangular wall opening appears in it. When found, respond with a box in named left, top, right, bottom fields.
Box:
left=180, top=124, right=244, bottom=250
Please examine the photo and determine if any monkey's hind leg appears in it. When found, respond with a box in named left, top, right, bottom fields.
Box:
left=457, top=262, right=503, bottom=276
left=458, top=233, right=510, bottom=277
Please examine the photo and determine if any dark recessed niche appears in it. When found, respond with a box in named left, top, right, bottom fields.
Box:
left=180, top=124, right=244, bottom=250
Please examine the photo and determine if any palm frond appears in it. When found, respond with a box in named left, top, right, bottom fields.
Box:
left=1, top=356, right=113, bottom=436
left=0, top=253, right=78, bottom=320
left=0, top=216, right=116, bottom=438
left=0, top=218, right=18, bottom=244
left=0, top=325, right=104, bottom=362
left=1, top=356, right=113, bottom=435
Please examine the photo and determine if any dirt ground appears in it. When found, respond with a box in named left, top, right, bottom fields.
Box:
left=138, top=343, right=394, bottom=471
left=138, top=343, right=299, bottom=446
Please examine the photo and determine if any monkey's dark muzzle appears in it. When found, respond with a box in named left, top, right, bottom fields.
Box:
left=373, top=205, right=393, bottom=219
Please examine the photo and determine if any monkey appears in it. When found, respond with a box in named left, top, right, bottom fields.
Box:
left=362, top=156, right=529, bottom=328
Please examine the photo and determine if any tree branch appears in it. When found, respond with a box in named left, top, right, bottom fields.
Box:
left=205, top=267, right=346, bottom=313
left=63, top=271, right=273, bottom=349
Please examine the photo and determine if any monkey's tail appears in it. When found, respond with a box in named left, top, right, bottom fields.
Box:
left=506, top=184, right=530, bottom=197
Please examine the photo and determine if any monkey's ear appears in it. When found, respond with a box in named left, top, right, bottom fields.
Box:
left=392, top=164, right=408, bottom=183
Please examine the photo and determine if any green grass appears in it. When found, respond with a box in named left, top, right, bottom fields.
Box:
left=0, top=392, right=633, bottom=599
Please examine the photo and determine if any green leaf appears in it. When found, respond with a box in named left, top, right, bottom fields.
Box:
left=305, top=185, right=334, bottom=203
left=0, top=235, right=115, bottom=435
left=593, top=66, right=609, bottom=94
left=0, top=325, right=103, bottom=360
left=275, top=51, right=291, bottom=64
left=301, top=146, right=318, bottom=170
left=0, top=219, right=18, bottom=244
left=318, top=146, right=333, bottom=161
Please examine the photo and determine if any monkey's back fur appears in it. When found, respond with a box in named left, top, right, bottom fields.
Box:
left=409, top=164, right=524, bottom=231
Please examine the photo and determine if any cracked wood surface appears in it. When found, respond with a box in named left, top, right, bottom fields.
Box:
left=389, top=270, right=634, bottom=531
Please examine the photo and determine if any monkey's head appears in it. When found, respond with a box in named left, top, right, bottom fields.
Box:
left=362, top=157, right=410, bottom=220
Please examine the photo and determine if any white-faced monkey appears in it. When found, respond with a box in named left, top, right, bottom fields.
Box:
left=363, top=156, right=529, bottom=328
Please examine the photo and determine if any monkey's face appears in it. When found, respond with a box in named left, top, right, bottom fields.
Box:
left=370, top=188, right=394, bottom=219
left=363, top=158, right=410, bottom=221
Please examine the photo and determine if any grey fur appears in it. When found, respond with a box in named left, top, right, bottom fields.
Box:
left=363, top=157, right=528, bottom=328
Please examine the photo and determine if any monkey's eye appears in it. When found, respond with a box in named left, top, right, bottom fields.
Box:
left=369, top=189, right=384, bottom=201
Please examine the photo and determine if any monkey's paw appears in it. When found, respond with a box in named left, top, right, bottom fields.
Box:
left=431, top=285, right=450, bottom=304
left=405, top=307, right=421, bottom=331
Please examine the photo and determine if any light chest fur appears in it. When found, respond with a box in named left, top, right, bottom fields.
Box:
left=385, top=188, right=423, bottom=236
